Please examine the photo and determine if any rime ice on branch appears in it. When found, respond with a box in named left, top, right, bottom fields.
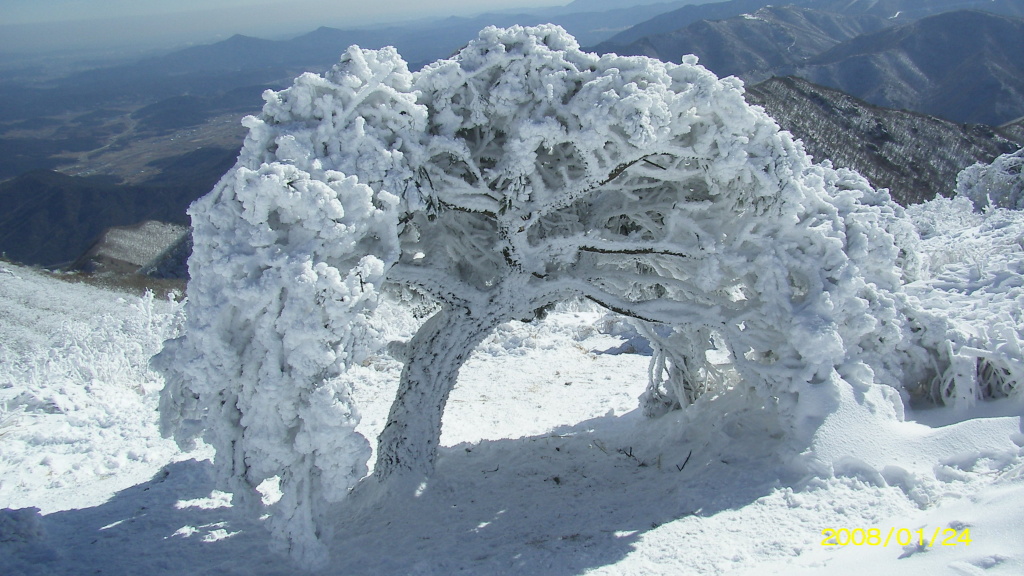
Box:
left=157, top=25, right=942, bottom=565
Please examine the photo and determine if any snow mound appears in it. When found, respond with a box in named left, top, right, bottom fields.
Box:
left=0, top=507, right=57, bottom=576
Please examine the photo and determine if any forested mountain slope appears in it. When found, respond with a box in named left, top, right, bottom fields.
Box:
left=596, top=6, right=1024, bottom=125
left=746, top=76, right=1024, bottom=204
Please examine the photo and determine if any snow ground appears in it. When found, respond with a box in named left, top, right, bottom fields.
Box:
left=2, top=202, right=1024, bottom=576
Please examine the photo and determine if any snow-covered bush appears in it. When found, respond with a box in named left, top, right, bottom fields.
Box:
left=956, top=147, right=1024, bottom=211
left=907, top=173, right=1024, bottom=408
left=2, top=289, right=182, bottom=407
left=158, top=25, right=947, bottom=565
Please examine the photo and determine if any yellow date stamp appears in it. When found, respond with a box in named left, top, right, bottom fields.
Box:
left=821, top=527, right=972, bottom=547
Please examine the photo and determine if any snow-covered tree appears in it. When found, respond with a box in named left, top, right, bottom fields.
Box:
left=956, top=147, right=1024, bottom=211
left=157, top=25, right=932, bottom=565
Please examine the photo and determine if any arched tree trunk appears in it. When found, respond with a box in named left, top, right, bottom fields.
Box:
left=374, top=304, right=508, bottom=479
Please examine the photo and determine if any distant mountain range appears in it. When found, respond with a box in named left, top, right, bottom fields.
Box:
left=0, top=147, right=235, bottom=267
left=599, top=5, right=888, bottom=81
left=594, top=2, right=1024, bottom=125
left=791, top=10, right=1024, bottom=125
left=0, top=1, right=697, bottom=181
left=0, top=2, right=695, bottom=124
left=596, top=0, right=1024, bottom=47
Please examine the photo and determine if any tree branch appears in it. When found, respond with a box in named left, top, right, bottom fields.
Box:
left=436, top=197, right=497, bottom=219
left=535, top=276, right=721, bottom=325
left=386, top=263, right=481, bottom=309
left=642, top=158, right=668, bottom=170
left=577, top=243, right=700, bottom=259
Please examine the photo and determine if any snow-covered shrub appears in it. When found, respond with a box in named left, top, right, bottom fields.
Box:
left=158, top=25, right=945, bottom=565
left=905, top=199, right=1024, bottom=408
left=2, top=290, right=182, bottom=406
left=902, top=155, right=1024, bottom=408
left=956, top=147, right=1024, bottom=211
left=0, top=281, right=185, bottom=510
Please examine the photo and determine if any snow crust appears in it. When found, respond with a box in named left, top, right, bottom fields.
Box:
left=85, top=221, right=188, bottom=269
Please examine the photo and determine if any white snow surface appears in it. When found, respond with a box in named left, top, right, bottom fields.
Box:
left=2, top=194, right=1024, bottom=576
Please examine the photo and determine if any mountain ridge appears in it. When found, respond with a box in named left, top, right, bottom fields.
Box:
left=746, top=75, right=1024, bottom=204
left=3, top=0, right=1024, bottom=272
left=595, top=0, right=1024, bottom=49
left=791, top=9, right=1024, bottom=124
left=608, top=5, right=888, bottom=81
left=594, top=4, right=1024, bottom=125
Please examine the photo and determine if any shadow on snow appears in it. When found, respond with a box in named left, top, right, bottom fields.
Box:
left=36, top=411, right=784, bottom=576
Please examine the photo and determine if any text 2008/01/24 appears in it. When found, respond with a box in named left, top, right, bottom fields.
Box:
left=820, top=527, right=972, bottom=547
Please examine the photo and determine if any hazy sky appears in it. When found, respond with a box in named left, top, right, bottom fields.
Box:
left=3, top=0, right=565, bottom=24
left=0, top=0, right=569, bottom=56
